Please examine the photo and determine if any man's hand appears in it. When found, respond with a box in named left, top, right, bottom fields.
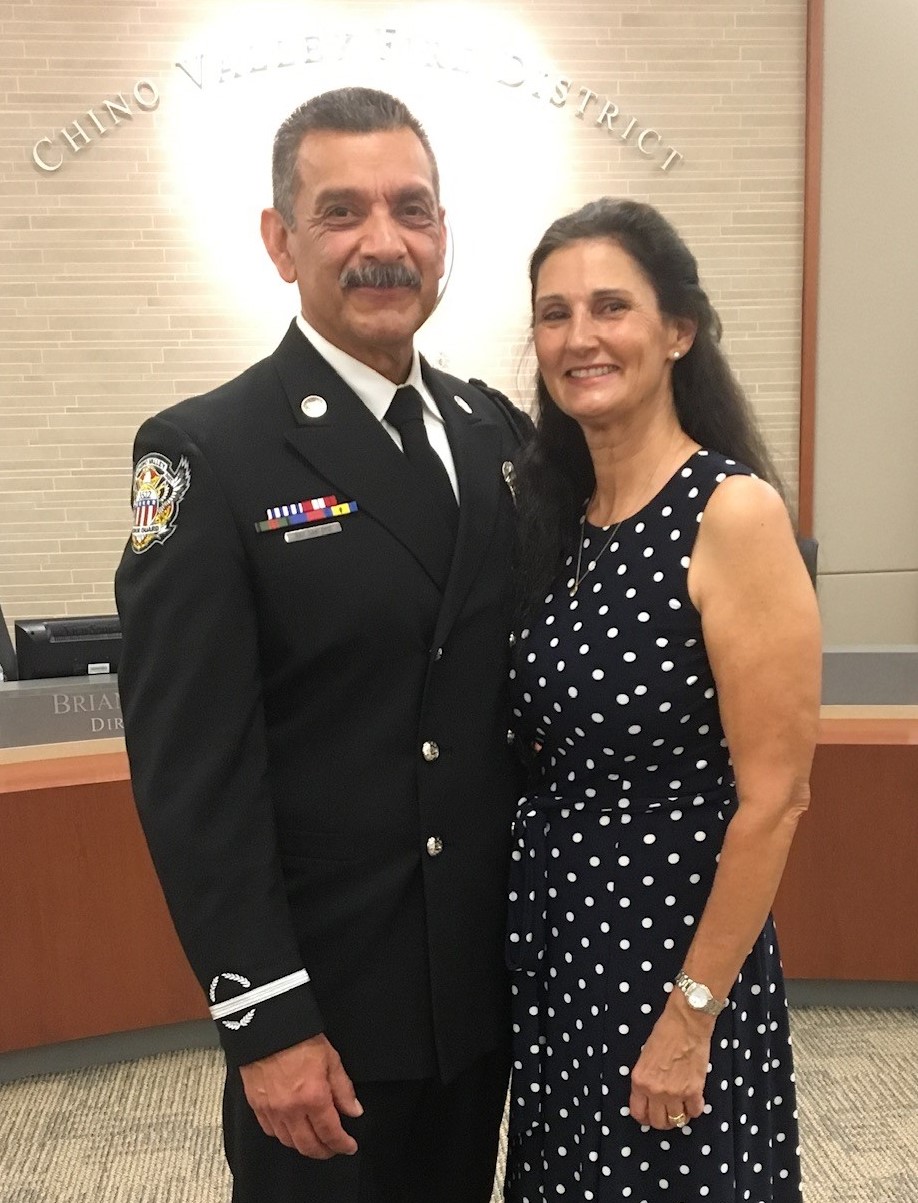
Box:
left=239, top=1034, right=363, bottom=1158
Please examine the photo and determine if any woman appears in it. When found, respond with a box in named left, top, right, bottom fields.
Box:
left=505, top=198, right=820, bottom=1202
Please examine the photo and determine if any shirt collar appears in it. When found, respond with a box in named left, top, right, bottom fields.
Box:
left=295, top=313, right=437, bottom=424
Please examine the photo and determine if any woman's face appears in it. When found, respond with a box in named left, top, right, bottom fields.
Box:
left=532, top=238, right=691, bottom=430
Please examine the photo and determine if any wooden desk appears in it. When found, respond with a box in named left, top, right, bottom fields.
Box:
left=773, top=706, right=918, bottom=982
left=0, top=740, right=207, bottom=1054
left=1, top=709, right=916, bottom=1055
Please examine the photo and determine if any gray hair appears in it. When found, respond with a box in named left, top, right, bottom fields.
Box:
left=271, top=87, right=440, bottom=227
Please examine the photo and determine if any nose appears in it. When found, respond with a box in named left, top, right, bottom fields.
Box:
left=359, top=205, right=407, bottom=260
left=565, top=307, right=600, bottom=353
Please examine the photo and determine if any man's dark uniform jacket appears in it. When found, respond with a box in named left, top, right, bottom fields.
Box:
left=115, top=322, right=529, bottom=1083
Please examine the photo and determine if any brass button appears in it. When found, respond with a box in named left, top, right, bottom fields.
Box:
left=426, top=836, right=444, bottom=857
left=422, top=740, right=440, bottom=762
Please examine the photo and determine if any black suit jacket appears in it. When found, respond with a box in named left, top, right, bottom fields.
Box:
left=115, top=323, right=529, bottom=1081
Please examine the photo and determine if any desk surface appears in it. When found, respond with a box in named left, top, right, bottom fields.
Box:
left=817, top=705, right=918, bottom=745
left=0, top=738, right=128, bottom=793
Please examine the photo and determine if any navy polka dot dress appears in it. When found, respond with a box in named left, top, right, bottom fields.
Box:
left=505, top=451, right=802, bottom=1203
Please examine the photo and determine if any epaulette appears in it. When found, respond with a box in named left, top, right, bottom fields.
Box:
left=468, top=378, right=533, bottom=445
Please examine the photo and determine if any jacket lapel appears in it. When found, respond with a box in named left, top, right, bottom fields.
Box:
left=423, top=364, right=503, bottom=647
left=271, top=324, right=453, bottom=591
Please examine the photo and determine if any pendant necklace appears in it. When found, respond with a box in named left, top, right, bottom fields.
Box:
left=569, top=432, right=686, bottom=598
left=569, top=514, right=623, bottom=597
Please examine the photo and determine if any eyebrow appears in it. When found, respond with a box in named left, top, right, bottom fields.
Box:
left=312, top=185, right=436, bottom=210
left=535, top=288, right=632, bottom=306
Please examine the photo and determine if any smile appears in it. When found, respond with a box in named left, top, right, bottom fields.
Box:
left=567, top=365, right=618, bottom=379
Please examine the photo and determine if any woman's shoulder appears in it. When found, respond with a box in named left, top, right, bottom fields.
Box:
left=691, top=447, right=757, bottom=481
left=696, top=454, right=789, bottom=545
left=671, top=449, right=769, bottom=525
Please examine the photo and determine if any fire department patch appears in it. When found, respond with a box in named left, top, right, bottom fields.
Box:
left=130, top=452, right=191, bottom=554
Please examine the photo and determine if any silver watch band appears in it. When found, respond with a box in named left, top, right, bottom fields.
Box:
left=674, top=970, right=728, bottom=1016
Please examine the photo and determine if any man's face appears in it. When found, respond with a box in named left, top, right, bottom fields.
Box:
left=262, top=127, right=446, bottom=381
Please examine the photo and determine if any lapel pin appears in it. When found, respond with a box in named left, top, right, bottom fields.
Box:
left=502, top=461, right=518, bottom=505
left=453, top=394, right=473, bottom=415
left=301, top=395, right=328, bottom=418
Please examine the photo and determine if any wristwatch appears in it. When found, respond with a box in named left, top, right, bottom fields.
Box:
left=674, top=971, right=728, bottom=1016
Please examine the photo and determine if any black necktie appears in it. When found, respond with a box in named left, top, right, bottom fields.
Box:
left=385, top=386, right=459, bottom=535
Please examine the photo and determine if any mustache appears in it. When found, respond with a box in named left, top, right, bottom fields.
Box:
left=339, top=263, right=422, bottom=290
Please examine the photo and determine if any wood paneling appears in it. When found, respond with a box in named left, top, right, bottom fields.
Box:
left=798, top=0, right=824, bottom=535
left=774, top=741, right=918, bottom=981
left=0, top=776, right=205, bottom=1053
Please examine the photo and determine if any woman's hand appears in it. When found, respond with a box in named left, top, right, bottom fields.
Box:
left=628, top=996, right=713, bottom=1130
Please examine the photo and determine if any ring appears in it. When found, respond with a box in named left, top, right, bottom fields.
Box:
left=667, top=1112, right=688, bottom=1127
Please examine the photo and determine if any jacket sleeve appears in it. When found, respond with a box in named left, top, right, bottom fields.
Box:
left=114, top=412, right=325, bottom=1067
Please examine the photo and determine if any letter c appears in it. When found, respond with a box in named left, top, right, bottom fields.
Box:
left=33, top=138, right=63, bottom=172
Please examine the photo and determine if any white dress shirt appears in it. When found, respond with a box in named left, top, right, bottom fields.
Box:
left=296, top=314, right=459, bottom=500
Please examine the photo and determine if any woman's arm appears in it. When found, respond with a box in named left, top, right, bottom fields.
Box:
left=628, top=474, right=821, bottom=1130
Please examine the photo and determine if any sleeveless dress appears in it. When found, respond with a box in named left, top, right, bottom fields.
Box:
left=505, top=450, right=802, bottom=1203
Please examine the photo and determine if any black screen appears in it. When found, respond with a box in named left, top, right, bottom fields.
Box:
left=14, top=615, right=122, bottom=681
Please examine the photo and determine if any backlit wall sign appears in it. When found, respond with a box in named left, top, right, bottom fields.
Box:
left=31, top=81, right=161, bottom=173
left=30, top=25, right=683, bottom=176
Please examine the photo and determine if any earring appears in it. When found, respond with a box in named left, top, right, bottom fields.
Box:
left=672, top=351, right=681, bottom=360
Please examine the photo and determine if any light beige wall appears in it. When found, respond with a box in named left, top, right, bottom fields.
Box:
left=814, top=0, right=918, bottom=644
left=0, top=1, right=805, bottom=628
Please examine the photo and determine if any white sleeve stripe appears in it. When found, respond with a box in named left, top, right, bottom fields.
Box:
left=208, top=969, right=310, bottom=1019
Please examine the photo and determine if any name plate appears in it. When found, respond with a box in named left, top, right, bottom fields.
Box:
left=0, top=676, right=123, bottom=748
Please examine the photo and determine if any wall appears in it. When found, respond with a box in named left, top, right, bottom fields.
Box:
left=0, top=1, right=806, bottom=626
left=813, top=0, right=918, bottom=644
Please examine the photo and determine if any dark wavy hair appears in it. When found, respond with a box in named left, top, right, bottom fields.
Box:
left=515, top=197, right=782, bottom=613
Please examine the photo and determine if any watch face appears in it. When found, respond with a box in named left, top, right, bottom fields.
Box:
left=687, top=985, right=710, bottom=1010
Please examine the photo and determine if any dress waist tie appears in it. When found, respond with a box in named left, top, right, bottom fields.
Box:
left=505, top=786, right=732, bottom=973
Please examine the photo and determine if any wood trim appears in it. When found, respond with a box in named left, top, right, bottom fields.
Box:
left=820, top=705, right=918, bottom=720
left=798, top=0, right=824, bottom=535
left=817, top=716, right=918, bottom=746
left=0, top=736, right=125, bottom=765
left=0, top=749, right=129, bottom=795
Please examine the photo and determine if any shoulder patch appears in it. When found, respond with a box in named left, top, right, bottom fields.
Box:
left=130, top=452, right=191, bottom=553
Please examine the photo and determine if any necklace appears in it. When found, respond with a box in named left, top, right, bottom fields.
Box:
left=569, top=514, right=623, bottom=597
left=568, top=432, right=689, bottom=598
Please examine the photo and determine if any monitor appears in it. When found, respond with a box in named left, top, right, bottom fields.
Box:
left=14, top=615, right=122, bottom=681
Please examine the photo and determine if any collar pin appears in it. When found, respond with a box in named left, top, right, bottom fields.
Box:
left=301, top=395, right=328, bottom=419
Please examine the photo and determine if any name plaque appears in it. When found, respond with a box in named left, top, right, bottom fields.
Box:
left=0, top=676, right=123, bottom=749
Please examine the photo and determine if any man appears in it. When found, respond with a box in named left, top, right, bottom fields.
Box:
left=115, top=88, right=529, bottom=1202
